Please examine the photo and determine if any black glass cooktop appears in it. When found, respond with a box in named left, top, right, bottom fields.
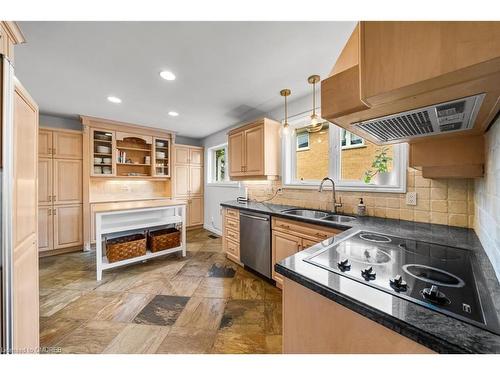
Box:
left=304, top=231, right=500, bottom=335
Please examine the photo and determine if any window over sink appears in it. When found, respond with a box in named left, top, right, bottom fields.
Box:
left=282, top=113, right=408, bottom=193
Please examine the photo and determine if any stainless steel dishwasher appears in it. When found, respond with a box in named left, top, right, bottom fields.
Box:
left=239, top=210, right=271, bottom=278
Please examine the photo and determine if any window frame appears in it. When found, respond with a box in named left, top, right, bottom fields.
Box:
left=206, top=143, right=238, bottom=187
left=282, top=114, right=408, bottom=193
left=341, top=129, right=366, bottom=150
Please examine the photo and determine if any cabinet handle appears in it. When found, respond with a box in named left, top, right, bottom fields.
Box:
left=53, top=209, right=57, bottom=216
left=52, top=195, right=56, bottom=201
left=48, top=209, right=52, bottom=216
left=48, top=196, right=52, bottom=202
left=316, top=232, right=327, bottom=238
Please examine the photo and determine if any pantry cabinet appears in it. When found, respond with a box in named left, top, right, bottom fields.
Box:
left=173, top=144, right=204, bottom=228
left=37, top=128, right=83, bottom=254
left=227, top=118, right=281, bottom=180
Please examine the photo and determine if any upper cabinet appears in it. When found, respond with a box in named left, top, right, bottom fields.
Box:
left=227, top=118, right=281, bottom=180
left=321, top=21, right=500, bottom=178
left=39, top=128, right=82, bottom=159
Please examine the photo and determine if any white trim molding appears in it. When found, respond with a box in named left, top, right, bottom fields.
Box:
left=282, top=114, right=408, bottom=193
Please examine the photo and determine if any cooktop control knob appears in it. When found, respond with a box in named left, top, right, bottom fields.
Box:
left=421, top=285, right=451, bottom=305
left=390, top=274, right=407, bottom=291
left=361, top=266, right=376, bottom=280
left=337, top=258, right=351, bottom=271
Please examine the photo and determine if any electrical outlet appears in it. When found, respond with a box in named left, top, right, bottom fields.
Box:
left=276, top=187, right=284, bottom=195
left=406, top=192, right=417, bottom=206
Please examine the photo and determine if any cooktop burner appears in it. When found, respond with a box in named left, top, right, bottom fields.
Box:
left=359, top=233, right=392, bottom=243
left=304, top=230, right=500, bottom=335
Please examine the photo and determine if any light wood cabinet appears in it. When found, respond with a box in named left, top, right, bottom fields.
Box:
left=222, top=208, right=241, bottom=264
left=39, top=129, right=53, bottom=157
left=38, top=207, right=53, bottom=252
left=227, top=118, right=281, bottom=179
left=53, top=131, right=83, bottom=159
left=272, top=231, right=302, bottom=285
left=53, top=159, right=83, bottom=205
left=53, top=205, right=83, bottom=249
left=173, top=144, right=204, bottom=228
left=188, top=197, right=204, bottom=227
left=12, top=78, right=39, bottom=351
left=38, top=158, right=53, bottom=206
left=38, top=128, right=83, bottom=253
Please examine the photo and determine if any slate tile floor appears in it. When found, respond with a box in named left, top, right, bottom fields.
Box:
left=39, top=228, right=282, bottom=354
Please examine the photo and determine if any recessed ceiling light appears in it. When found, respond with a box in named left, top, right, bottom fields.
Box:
left=168, top=111, right=179, bottom=117
left=160, top=71, right=176, bottom=81
left=107, top=96, right=122, bottom=104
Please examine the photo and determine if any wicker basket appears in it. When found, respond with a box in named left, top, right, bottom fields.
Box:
left=106, top=233, right=146, bottom=263
left=147, top=228, right=181, bottom=252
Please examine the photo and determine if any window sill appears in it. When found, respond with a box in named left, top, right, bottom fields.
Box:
left=283, top=182, right=406, bottom=194
left=341, top=144, right=366, bottom=150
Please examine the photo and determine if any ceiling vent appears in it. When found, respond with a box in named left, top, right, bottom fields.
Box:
left=353, top=94, right=485, bottom=143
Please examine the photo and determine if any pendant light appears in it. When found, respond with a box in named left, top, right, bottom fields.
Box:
left=307, top=74, right=323, bottom=133
left=280, top=88, right=291, bottom=135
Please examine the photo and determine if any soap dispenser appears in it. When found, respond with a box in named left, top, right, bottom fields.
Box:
left=357, top=198, right=367, bottom=216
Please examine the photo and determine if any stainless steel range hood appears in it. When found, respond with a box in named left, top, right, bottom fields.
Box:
left=352, top=94, right=485, bottom=143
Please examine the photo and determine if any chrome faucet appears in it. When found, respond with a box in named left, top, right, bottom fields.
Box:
left=318, top=177, right=342, bottom=214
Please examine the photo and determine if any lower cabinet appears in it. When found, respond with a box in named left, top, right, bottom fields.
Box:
left=187, top=196, right=204, bottom=227
left=38, top=204, right=83, bottom=253
left=222, top=208, right=241, bottom=264
left=272, top=231, right=302, bottom=285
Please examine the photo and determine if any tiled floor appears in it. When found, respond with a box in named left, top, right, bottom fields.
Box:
left=39, top=229, right=282, bottom=354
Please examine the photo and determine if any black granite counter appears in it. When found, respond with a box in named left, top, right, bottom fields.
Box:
left=221, top=200, right=500, bottom=353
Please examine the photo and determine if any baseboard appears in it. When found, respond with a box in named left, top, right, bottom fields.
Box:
left=39, top=245, right=83, bottom=258
left=203, top=224, right=222, bottom=237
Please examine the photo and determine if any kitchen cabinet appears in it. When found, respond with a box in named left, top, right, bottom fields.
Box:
left=272, top=231, right=302, bottom=285
left=38, top=128, right=83, bottom=254
left=282, top=278, right=434, bottom=353
left=38, top=207, right=53, bottom=252
left=173, top=144, right=204, bottom=228
left=227, top=118, right=281, bottom=180
left=53, top=205, right=83, bottom=249
left=39, top=129, right=53, bottom=157
left=53, top=131, right=83, bottom=159
left=53, top=159, right=83, bottom=205
left=12, top=77, right=39, bottom=351
left=222, top=208, right=241, bottom=265
left=153, top=137, right=171, bottom=177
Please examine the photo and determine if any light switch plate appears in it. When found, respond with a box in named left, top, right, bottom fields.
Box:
left=406, top=192, right=417, bottom=206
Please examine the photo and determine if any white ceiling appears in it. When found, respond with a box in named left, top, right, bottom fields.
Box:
left=14, top=21, right=356, bottom=139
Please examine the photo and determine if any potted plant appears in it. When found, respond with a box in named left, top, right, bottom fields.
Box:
left=363, top=147, right=393, bottom=185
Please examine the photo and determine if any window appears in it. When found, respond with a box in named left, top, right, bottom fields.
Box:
left=282, top=115, right=407, bottom=192
left=296, top=132, right=310, bottom=151
left=207, top=143, right=232, bottom=184
left=341, top=129, right=365, bottom=149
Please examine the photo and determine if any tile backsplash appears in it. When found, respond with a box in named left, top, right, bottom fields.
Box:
left=474, top=118, right=500, bottom=279
left=245, top=167, right=474, bottom=228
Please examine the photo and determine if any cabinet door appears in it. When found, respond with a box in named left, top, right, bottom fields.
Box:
left=228, top=131, right=245, bottom=176
left=53, top=159, right=82, bottom=205
left=189, top=148, right=203, bottom=165
left=272, top=230, right=301, bottom=285
left=38, top=207, right=53, bottom=252
left=244, top=125, right=264, bottom=175
left=53, top=131, right=82, bottom=159
left=174, top=164, right=190, bottom=197
left=38, top=158, right=53, bottom=206
left=39, top=129, right=53, bottom=157
left=189, top=165, right=204, bottom=196
left=53, top=205, right=83, bottom=249
left=174, top=146, right=190, bottom=165
left=188, top=197, right=204, bottom=227
left=13, top=80, right=39, bottom=351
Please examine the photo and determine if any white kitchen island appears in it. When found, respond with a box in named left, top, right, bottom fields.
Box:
left=93, top=200, right=187, bottom=280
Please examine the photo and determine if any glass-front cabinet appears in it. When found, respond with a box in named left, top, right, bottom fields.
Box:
left=91, top=129, right=116, bottom=176
left=153, top=137, right=171, bottom=177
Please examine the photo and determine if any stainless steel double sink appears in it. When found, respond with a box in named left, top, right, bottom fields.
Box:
left=280, top=208, right=356, bottom=224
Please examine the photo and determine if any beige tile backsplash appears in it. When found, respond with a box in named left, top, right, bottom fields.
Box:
left=244, top=168, right=474, bottom=228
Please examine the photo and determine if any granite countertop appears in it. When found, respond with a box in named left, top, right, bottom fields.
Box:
left=221, top=200, right=500, bottom=353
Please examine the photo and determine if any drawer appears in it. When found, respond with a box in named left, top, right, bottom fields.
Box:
left=225, top=217, right=240, bottom=232
left=225, top=238, right=239, bottom=257
left=225, top=228, right=239, bottom=243
left=272, top=217, right=340, bottom=240
left=225, top=208, right=239, bottom=220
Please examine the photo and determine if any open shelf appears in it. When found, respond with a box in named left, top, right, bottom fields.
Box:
left=101, top=245, right=184, bottom=269
left=117, top=146, right=151, bottom=152
left=117, top=163, right=151, bottom=166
